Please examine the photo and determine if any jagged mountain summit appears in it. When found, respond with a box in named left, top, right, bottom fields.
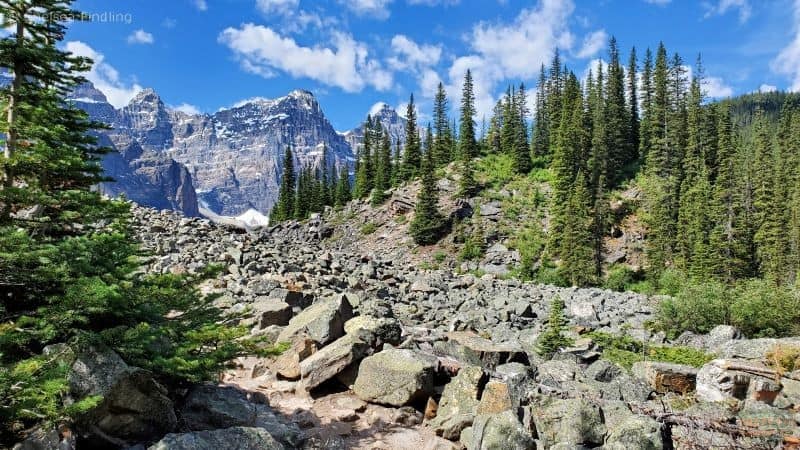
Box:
left=74, top=83, right=364, bottom=218
left=341, top=102, right=408, bottom=154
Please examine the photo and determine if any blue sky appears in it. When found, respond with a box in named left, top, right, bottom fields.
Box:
left=65, top=0, right=800, bottom=131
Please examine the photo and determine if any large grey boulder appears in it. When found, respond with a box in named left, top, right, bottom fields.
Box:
left=299, top=334, right=371, bottom=390
left=435, top=331, right=527, bottom=370
left=428, top=365, right=488, bottom=440
left=343, top=315, right=402, bottom=347
left=251, top=299, right=292, bottom=328
left=604, top=416, right=663, bottom=450
left=631, top=361, right=697, bottom=394
left=276, top=295, right=354, bottom=346
left=148, top=426, right=284, bottom=450
left=353, top=349, right=439, bottom=406
left=179, top=384, right=302, bottom=447
left=68, top=345, right=177, bottom=445
left=531, top=398, right=606, bottom=447
left=459, top=411, right=535, bottom=450
left=696, top=359, right=751, bottom=403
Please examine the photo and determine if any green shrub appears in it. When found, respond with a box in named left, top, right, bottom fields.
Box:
left=434, top=251, right=447, bottom=263
left=536, top=296, right=574, bottom=357
left=604, top=264, right=642, bottom=292
left=656, top=278, right=730, bottom=338
left=459, top=235, right=485, bottom=261
left=510, top=226, right=546, bottom=281
left=655, top=274, right=800, bottom=339
left=730, top=280, right=800, bottom=338
left=589, top=331, right=713, bottom=370
left=475, top=153, right=516, bottom=188
left=360, top=222, right=377, bottom=235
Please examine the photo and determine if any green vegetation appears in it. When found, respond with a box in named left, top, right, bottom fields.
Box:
left=410, top=126, right=447, bottom=245
left=656, top=277, right=800, bottom=339
left=360, top=222, right=377, bottom=235
left=589, top=332, right=714, bottom=370
left=536, top=296, right=574, bottom=357
left=0, top=3, right=274, bottom=442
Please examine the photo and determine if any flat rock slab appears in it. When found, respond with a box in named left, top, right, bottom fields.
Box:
left=148, top=426, right=284, bottom=450
left=354, top=349, right=439, bottom=407
left=631, top=361, right=698, bottom=395
left=436, top=331, right=527, bottom=370
left=277, top=295, right=354, bottom=346
left=299, top=335, right=371, bottom=391
left=427, top=365, right=487, bottom=440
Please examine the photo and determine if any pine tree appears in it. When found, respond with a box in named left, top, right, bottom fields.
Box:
left=0, top=2, right=263, bottom=437
left=354, top=116, right=374, bottom=199
left=558, top=172, right=596, bottom=287
left=627, top=47, right=640, bottom=158
left=400, top=94, right=421, bottom=181
left=457, top=70, right=478, bottom=197
left=271, top=146, right=296, bottom=222
left=604, top=36, right=632, bottom=185
left=432, top=82, right=451, bottom=166
left=514, top=83, right=532, bottom=173
left=410, top=125, right=446, bottom=245
left=532, top=64, right=550, bottom=160
left=535, top=296, right=573, bottom=357
left=639, top=48, right=654, bottom=165
left=371, top=127, right=391, bottom=205
left=335, top=166, right=351, bottom=207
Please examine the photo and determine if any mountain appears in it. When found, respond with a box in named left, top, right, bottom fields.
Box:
left=70, top=86, right=201, bottom=217
left=75, top=83, right=352, bottom=217
left=342, top=102, right=408, bottom=154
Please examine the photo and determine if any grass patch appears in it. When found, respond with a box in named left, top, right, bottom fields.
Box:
left=360, top=222, right=377, bottom=235
left=589, top=331, right=714, bottom=370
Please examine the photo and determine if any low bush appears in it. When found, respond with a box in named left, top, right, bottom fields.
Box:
left=589, top=331, right=713, bottom=370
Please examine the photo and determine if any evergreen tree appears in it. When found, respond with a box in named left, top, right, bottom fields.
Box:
left=535, top=296, right=573, bottom=357
left=514, top=83, right=532, bottom=173
left=604, top=36, right=632, bottom=184
left=627, top=47, right=640, bottom=158
left=432, top=82, right=452, bottom=166
left=335, top=166, right=351, bottom=207
left=558, top=172, right=596, bottom=287
left=410, top=125, right=446, bottom=245
left=532, top=64, right=550, bottom=159
left=271, top=146, right=296, bottom=222
left=639, top=47, right=654, bottom=164
left=371, top=127, right=392, bottom=205
left=457, top=70, right=478, bottom=197
left=354, top=116, right=374, bottom=199
left=0, top=3, right=263, bottom=438
left=400, top=94, right=421, bottom=181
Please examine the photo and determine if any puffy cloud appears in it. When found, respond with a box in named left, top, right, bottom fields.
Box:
left=758, top=84, right=778, bottom=92
left=703, top=0, right=752, bottom=23
left=772, top=0, right=800, bottom=91
left=471, top=0, right=575, bottom=80
left=218, top=23, right=392, bottom=92
left=256, top=0, right=298, bottom=15
left=703, top=75, right=734, bottom=98
left=575, top=29, right=607, bottom=59
left=127, top=29, right=154, bottom=45
left=407, top=0, right=460, bottom=5
left=338, top=0, right=393, bottom=20
left=194, top=0, right=208, bottom=11
left=387, top=35, right=442, bottom=71
left=173, top=103, right=201, bottom=115
left=65, top=41, right=142, bottom=108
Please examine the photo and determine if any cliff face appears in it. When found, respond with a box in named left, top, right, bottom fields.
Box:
left=342, top=102, right=408, bottom=155
left=76, top=83, right=354, bottom=217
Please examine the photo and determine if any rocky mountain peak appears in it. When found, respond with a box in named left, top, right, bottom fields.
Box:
left=69, top=82, right=109, bottom=103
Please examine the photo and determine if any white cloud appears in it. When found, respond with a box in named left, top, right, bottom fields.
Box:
left=703, top=76, right=734, bottom=98
left=407, top=0, right=460, bottom=5
left=581, top=58, right=608, bottom=82
left=194, top=0, right=208, bottom=11
left=65, top=41, right=142, bottom=108
left=173, top=103, right=201, bottom=115
left=575, top=29, right=607, bottom=59
left=644, top=0, right=671, bottom=5
left=471, top=0, right=575, bottom=80
left=127, top=29, right=154, bottom=45
left=219, top=23, right=392, bottom=92
left=772, top=0, right=800, bottom=91
left=758, top=84, right=778, bottom=92
left=338, top=0, right=393, bottom=20
left=256, top=0, right=299, bottom=15
left=703, top=0, right=752, bottom=23
left=387, top=35, right=442, bottom=71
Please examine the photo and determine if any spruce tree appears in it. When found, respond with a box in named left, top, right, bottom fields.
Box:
left=432, top=82, right=451, bottom=166
left=532, top=64, right=550, bottom=160
left=558, top=172, right=596, bottom=287
left=371, top=127, right=391, bottom=205
left=514, top=83, right=532, bottom=173
left=400, top=94, right=421, bottom=181
left=354, top=116, right=374, bottom=199
left=627, top=47, right=640, bottom=158
left=335, top=166, right=351, bottom=207
left=457, top=70, right=478, bottom=197
left=604, top=36, right=632, bottom=185
left=0, top=2, right=262, bottom=437
left=410, top=125, right=446, bottom=245
left=639, top=48, right=654, bottom=165
left=271, top=146, right=296, bottom=222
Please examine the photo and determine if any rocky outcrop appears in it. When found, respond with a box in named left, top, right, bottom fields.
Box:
left=148, top=427, right=284, bottom=450
left=353, top=349, right=439, bottom=406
